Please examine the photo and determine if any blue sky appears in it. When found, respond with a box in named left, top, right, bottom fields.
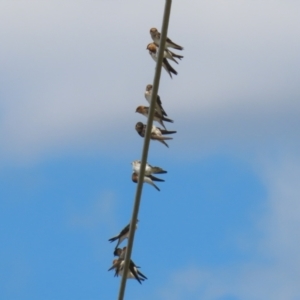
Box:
left=0, top=1, right=300, bottom=299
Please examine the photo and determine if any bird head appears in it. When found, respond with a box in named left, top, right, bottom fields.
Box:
left=135, top=106, right=144, bottom=113
left=150, top=27, right=158, bottom=35
left=146, top=43, right=157, bottom=53
left=113, top=248, right=122, bottom=257
left=131, top=172, right=138, bottom=183
left=135, top=122, right=144, bottom=131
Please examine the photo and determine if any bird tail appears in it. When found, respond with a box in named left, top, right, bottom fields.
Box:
left=108, top=236, right=118, bottom=243
left=169, top=49, right=184, bottom=60
left=155, top=136, right=173, bottom=140
left=158, top=139, right=169, bottom=148
left=161, top=130, right=176, bottom=135
left=168, top=56, right=179, bottom=64
left=168, top=41, right=184, bottom=50
left=151, top=182, right=160, bottom=191
left=137, top=270, right=148, bottom=280
left=156, top=95, right=168, bottom=117
left=162, top=116, right=174, bottom=123
left=149, top=175, right=165, bottom=182
left=161, top=107, right=168, bottom=117
left=163, top=58, right=177, bottom=78
left=159, top=120, right=167, bottom=130
left=129, top=264, right=143, bottom=284
left=152, top=167, right=167, bottom=174
left=108, top=265, right=115, bottom=271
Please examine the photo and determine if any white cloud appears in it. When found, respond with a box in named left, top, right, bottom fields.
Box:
left=157, top=158, right=300, bottom=300
left=0, top=1, right=299, bottom=164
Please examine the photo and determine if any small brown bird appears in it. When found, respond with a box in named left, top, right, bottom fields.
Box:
left=135, top=105, right=173, bottom=129
left=108, top=221, right=138, bottom=249
left=135, top=122, right=176, bottom=148
left=131, top=160, right=167, bottom=175
left=148, top=42, right=183, bottom=64
left=147, top=43, right=177, bottom=78
left=150, top=27, right=184, bottom=50
left=131, top=172, right=164, bottom=191
left=144, top=84, right=168, bottom=117
left=108, top=258, right=147, bottom=284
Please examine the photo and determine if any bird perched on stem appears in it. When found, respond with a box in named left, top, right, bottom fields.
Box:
left=131, top=172, right=164, bottom=191
left=131, top=160, right=167, bottom=176
left=108, top=258, right=147, bottom=284
left=147, top=42, right=183, bottom=64
left=147, top=43, right=178, bottom=78
left=150, top=27, right=184, bottom=50
left=144, top=84, right=168, bottom=117
left=135, top=105, right=173, bottom=129
left=135, top=122, right=176, bottom=148
left=108, top=221, right=138, bottom=249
